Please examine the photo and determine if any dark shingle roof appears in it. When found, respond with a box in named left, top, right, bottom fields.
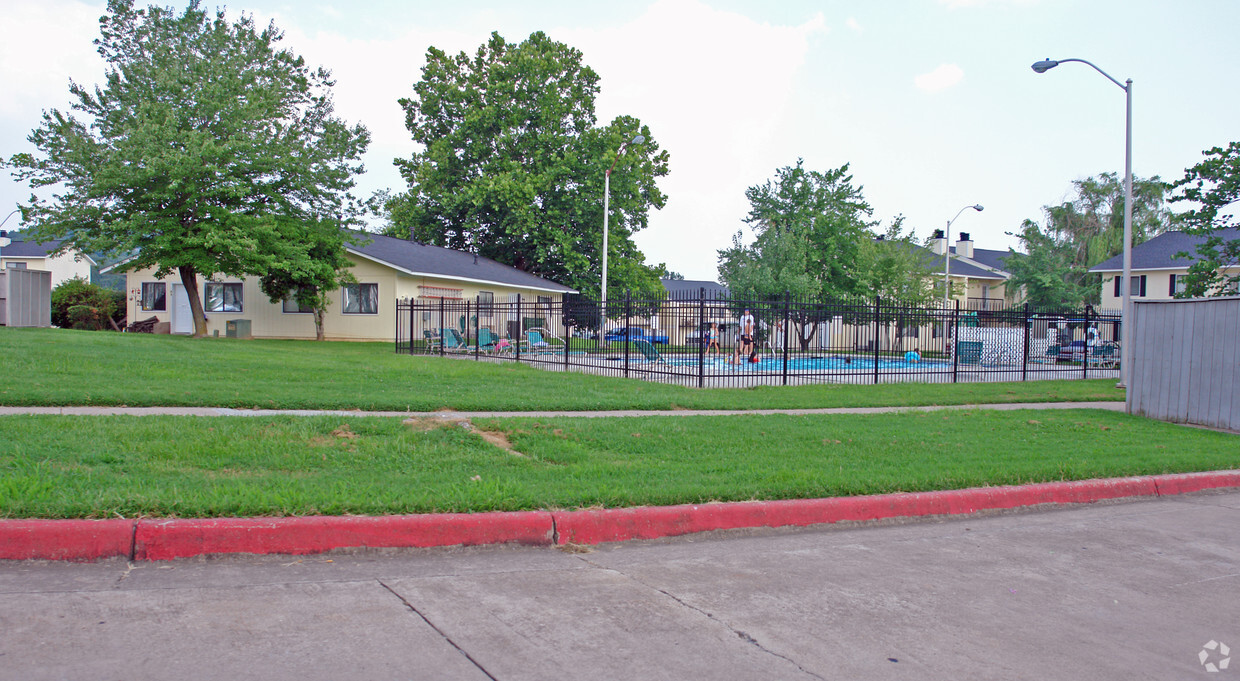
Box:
left=346, top=232, right=575, bottom=293
left=3, top=239, right=63, bottom=258
left=961, top=247, right=1014, bottom=274
left=1088, top=229, right=1240, bottom=272
left=661, top=278, right=729, bottom=298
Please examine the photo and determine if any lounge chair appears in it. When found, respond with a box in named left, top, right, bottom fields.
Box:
left=1031, top=344, right=1060, bottom=365
left=525, top=327, right=565, bottom=356
left=632, top=339, right=667, bottom=365
left=422, top=330, right=442, bottom=354
left=477, top=328, right=498, bottom=354
left=1086, top=342, right=1119, bottom=369
left=441, top=328, right=470, bottom=353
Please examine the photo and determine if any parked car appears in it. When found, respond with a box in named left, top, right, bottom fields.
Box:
left=603, top=327, right=669, bottom=344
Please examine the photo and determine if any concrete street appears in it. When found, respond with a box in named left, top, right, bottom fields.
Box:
left=2, top=490, right=1237, bottom=680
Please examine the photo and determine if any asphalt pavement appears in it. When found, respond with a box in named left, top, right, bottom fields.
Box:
left=2, top=489, right=1237, bottom=680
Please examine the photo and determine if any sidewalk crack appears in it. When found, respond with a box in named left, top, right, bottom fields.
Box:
left=576, top=557, right=825, bottom=680
left=378, top=580, right=498, bottom=681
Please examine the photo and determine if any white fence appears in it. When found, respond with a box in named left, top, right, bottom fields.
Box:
left=1128, top=296, right=1240, bottom=432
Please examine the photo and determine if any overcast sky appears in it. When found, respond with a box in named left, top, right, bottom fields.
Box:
left=2, top=0, right=1237, bottom=280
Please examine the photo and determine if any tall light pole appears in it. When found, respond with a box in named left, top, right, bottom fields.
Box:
left=1032, top=57, right=1133, bottom=389
left=943, top=204, right=984, bottom=309
left=0, top=209, right=20, bottom=264
left=601, top=134, right=644, bottom=308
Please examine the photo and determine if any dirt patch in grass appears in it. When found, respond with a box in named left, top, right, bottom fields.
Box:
left=403, top=415, right=527, bottom=458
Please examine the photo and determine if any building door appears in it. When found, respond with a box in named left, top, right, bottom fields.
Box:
left=171, top=284, right=193, bottom=334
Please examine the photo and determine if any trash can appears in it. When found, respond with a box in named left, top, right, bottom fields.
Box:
left=225, top=319, right=252, bottom=339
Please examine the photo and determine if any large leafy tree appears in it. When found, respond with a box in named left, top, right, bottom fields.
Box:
left=1004, top=173, right=1168, bottom=307
left=388, top=31, right=669, bottom=299
left=5, top=0, right=369, bottom=337
left=717, top=160, right=874, bottom=348
left=1170, top=142, right=1240, bottom=297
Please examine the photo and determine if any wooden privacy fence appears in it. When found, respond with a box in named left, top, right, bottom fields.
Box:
left=1128, top=296, right=1240, bottom=431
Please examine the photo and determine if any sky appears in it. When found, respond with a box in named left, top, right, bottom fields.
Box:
left=2, top=0, right=1238, bottom=281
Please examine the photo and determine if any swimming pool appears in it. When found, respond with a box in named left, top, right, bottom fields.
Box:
left=678, top=356, right=955, bottom=372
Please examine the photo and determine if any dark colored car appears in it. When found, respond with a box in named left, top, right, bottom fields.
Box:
left=604, top=327, right=669, bottom=344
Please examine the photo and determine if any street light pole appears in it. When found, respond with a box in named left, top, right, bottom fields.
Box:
left=601, top=134, right=645, bottom=309
left=943, top=204, right=984, bottom=309
left=1031, top=58, right=1133, bottom=389
left=0, top=209, right=21, bottom=264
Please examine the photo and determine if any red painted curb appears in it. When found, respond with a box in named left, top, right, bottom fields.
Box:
left=1153, top=470, right=1240, bottom=496
left=0, top=519, right=134, bottom=561
left=3, top=471, right=1238, bottom=561
left=552, top=473, right=1239, bottom=545
left=133, top=511, right=554, bottom=561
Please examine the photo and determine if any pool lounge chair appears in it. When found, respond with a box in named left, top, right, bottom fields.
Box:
left=477, top=328, right=498, bottom=354
left=1031, top=344, right=1060, bottom=365
left=441, top=328, right=471, bottom=353
left=422, top=330, right=442, bottom=354
left=1086, top=342, right=1119, bottom=369
left=525, top=328, right=565, bottom=356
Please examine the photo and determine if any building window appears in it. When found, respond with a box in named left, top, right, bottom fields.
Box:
left=205, top=282, right=243, bottom=312
left=1170, top=274, right=1187, bottom=296
left=478, top=291, right=494, bottom=317
left=282, top=288, right=314, bottom=313
left=342, top=283, right=378, bottom=314
left=1113, top=275, right=1147, bottom=298
left=141, top=282, right=166, bottom=311
left=6, top=262, right=27, bottom=270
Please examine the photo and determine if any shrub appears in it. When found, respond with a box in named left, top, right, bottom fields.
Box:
left=50, top=278, right=122, bottom=330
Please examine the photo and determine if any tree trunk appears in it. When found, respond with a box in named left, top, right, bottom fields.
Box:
left=313, top=307, right=326, bottom=341
left=178, top=265, right=208, bottom=338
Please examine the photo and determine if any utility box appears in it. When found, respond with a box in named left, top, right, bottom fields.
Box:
left=225, top=319, right=252, bottom=339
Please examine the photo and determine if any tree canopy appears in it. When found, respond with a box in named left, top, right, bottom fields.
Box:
left=5, top=0, right=368, bottom=336
left=1003, top=172, right=1168, bottom=308
left=387, top=31, right=670, bottom=300
left=1170, top=141, right=1240, bottom=297
left=717, top=160, right=876, bottom=348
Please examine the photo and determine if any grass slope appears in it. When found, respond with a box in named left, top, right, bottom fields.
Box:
left=3, top=328, right=1121, bottom=411
left=1, top=410, right=1233, bottom=518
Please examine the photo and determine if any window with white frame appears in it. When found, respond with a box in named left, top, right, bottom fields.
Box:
left=478, top=291, right=494, bottom=317
left=141, top=282, right=166, bottom=311
left=205, top=282, right=243, bottom=312
left=342, top=283, right=378, bottom=314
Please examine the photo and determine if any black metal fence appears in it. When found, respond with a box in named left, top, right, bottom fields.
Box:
left=396, top=290, right=1122, bottom=388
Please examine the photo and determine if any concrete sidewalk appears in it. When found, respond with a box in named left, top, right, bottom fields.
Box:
left=0, top=400, right=1127, bottom=419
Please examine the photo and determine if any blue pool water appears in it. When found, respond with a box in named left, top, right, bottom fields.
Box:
left=681, top=356, right=955, bottom=372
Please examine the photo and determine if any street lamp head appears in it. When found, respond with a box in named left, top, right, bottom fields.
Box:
left=631, top=134, right=645, bottom=145
left=972, top=204, right=984, bottom=212
left=1031, top=59, right=1059, bottom=74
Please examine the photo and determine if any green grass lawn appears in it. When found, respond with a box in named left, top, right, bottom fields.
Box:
left=0, top=410, right=1234, bottom=519
left=2, top=327, right=1121, bottom=411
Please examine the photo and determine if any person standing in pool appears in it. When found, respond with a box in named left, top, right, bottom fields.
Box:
left=904, top=347, right=922, bottom=363
left=736, top=308, right=756, bottom=362
left=705, top=322, right=721, bottom=357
